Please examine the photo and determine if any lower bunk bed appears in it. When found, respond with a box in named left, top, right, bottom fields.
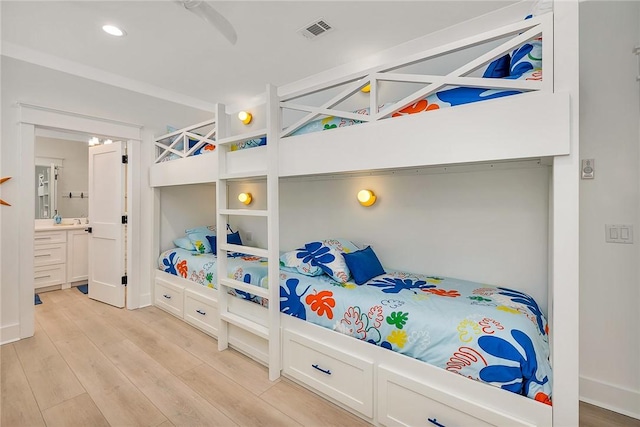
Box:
left=154, top=239, right=552, bottom=426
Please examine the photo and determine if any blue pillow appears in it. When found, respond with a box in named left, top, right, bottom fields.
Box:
left=185, top=225, right=215, bottom=234
left=300, top=241, right=351, bottom=283
left=228, top=231, right=243, bottom=246
left=342, top=246, right=385, bottom=285
left=173, top=236, right=195, bottom=251
left=206, top=235, right=218, bottom=254
left=187, top=231, right=215, bottom=254
left=483, top=54, right=511, bottom=78
left=206, top=232, right=243, bottom=255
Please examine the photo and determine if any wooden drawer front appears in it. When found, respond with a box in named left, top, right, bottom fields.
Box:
left=34, top=243, right=66, bottom=267
left=377, top=367, right=533, bottom=427
left=34, top=230, right=66, bottom=245
left=283, top=329, right=373, bottom=418
left=34, top=264, right=66, bottom=289
left=184, top=290, right=218, bottom=337
left=154, top=279, right=184, bottom=318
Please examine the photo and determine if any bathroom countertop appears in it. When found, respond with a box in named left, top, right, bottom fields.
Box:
left=35, top=223, right=89, bottom=231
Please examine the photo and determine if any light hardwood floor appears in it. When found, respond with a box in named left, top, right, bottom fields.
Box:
left=1, top=288, right=638, bottom=427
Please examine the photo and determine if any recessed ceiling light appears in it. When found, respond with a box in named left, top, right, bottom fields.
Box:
left=102, top=24, right=126, bottom=37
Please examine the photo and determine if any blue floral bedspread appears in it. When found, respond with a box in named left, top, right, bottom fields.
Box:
left=158, top=248, right=552, bottom=403
left=279, top=267, right=552, bottom=404
left=158, top=248, right=269, bottom=305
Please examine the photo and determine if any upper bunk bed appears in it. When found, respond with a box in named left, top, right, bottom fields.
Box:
left=149, top=3, right=568, bottom=188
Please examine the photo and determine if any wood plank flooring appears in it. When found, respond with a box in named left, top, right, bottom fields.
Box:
left=1, top=288, right=638, bottom=426
left=1, top=288, right=368, bottom=427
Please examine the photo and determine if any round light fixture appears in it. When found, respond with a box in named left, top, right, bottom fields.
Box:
left=102, top=24, right=126, bottom=37
left=238, top=111, right=252, bottom=125
left=357, top=189, right=376, bottom=207
left=238, top=192, right=252, bottom=205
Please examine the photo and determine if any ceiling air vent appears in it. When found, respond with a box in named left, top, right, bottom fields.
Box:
left=298, top=18, right=333, bottom=40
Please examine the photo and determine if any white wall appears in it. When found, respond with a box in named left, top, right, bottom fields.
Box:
left=1, top=57, right=212, bottom=343
left=159, top=184, right=215, bottom=252
left=35, top=136, right=89, bottom=218
left=579, top=1, right=640, bottom=419
left=230, top=163, right=551, bottom=313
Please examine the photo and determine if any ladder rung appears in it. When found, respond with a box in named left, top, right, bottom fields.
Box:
left=219, top=171, right=268, bottom=180
left=219, top=209, right=268, bottom=217
left=221, top=243, right=268, bottom=258
left=220, top=278, right=269, bottom=299
left=219, top=311, right=269, bottom=339
left=217, top=129, right=267, bottom=146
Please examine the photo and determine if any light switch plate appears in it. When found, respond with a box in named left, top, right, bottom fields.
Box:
left=605, top=224, right=634, bottom=244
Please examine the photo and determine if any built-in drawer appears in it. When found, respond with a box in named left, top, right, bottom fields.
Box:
left=377, top=366, right=534, bottom=427
left=34, top=243, right=66, bottom=267
left=154, top=278, right=184, bottom=318
left=283, top=329, right=373, bottom=418
left=34, top=230, right=66, bottom=245
left=184, top=290, right=218, bottom=337
left=34, top=264, right=66, bottom=289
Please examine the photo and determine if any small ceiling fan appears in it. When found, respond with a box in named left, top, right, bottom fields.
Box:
left=176, top=0, right=238, bottom=45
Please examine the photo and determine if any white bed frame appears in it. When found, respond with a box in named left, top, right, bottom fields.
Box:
left=150, top=2, right=578, bottom=425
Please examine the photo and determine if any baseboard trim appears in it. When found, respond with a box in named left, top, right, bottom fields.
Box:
left=137, top=293, right=152, bottom=309
left=580, top=375, right=640, bottom=420
left=0, top=323, right=21, bottom=345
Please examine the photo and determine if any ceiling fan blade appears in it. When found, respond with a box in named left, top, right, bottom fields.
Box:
left=180, top=1, right=237, bottom=45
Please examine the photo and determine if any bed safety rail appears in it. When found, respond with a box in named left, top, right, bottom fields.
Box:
left=154, top=118, right=217, bottom=163
left=280, top=13, right=552, bottom=138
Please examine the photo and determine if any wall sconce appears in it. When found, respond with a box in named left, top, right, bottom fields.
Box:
left=357, top=189, right=376, bottom=207
left=238, top=192, right=252, bottom=205
left=238, top=111, right=252, bottom=125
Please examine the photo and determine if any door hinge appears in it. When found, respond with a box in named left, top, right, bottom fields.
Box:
left=121, top=275, right=127, bottom=286
left=122, top=215, right=128, bottom=224
left=122, top=155, right=128, bottom=164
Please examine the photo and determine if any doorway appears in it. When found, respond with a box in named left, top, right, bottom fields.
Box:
left=18, top=103, right=142, bottom=339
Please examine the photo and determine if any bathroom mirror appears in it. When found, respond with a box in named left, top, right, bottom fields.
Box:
left=35, top=130, right=89, bottom=219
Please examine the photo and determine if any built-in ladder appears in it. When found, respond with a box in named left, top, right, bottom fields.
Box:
left=215, top=86, right=280, bottom=381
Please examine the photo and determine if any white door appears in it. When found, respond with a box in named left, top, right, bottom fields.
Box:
left=88, top=142, right=126, bottom=307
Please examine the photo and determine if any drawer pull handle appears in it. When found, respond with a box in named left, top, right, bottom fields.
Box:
left=163, top=294, right=172, bottom=299
left=196, top=309, right=206, bottom=316
left=311, top=364, right=331, bottom=375
left=428, top=418, right=446, bottom=427
left=35, top=275, right=51, bottom=279
left=35, top=237, right=51, bottom=240
left=35, top=254, right=51, bottom=257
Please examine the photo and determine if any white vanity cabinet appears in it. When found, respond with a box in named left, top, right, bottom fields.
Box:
left=34, top=226, right=88, bottom=290
left=34, top=230, right=67, bottom=289
left=67, top=228, right=89, bottom=283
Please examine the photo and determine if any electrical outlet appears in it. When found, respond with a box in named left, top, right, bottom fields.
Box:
left=246, top=231, right=253, bottom=242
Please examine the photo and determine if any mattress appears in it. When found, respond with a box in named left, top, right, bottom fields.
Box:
left=157, top=247, right=552, bottom=403
left=278, top=266, right=552, bottom=404
left=158, top=247, right=269, bottom=305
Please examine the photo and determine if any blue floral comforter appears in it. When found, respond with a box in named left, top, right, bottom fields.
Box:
left=279, top=267, right=552, bottom=404
left=158, top=248, right=269, bottom=305
left=158, top=248, right=552, bottom=403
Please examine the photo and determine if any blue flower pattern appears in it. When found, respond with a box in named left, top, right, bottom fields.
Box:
left=280, top=278, right=310, bottom=320
left=478, top=329, right=548, bottom=396
left=498, top=287, right=547, bottom=336
left=162, top=252, right=178, bottom=275
left=296, top=241, right=336, bottom=276
left=369, top=277, right=435, bottom=294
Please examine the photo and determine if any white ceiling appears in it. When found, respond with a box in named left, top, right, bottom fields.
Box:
left=2, top=1, right=515, bottom=111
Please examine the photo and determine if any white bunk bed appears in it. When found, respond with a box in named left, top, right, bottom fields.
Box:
left=149, top=2, right=578, bottom=425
